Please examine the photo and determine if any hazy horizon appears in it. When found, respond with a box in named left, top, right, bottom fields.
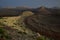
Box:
left=0, top=0, right=60, bottom=8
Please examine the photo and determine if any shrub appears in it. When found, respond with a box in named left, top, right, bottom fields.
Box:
left=0, top=28, right=11, bottom=40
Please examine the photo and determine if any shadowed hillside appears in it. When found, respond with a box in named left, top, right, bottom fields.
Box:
left=24, top=7, right=60, bottom=40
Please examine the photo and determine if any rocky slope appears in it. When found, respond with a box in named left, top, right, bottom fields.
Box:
left=0, top=11, right=41, bottom=40
left=24, top=7, right=60, bottom=40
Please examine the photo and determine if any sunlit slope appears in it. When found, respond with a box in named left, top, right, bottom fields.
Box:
left=0, top=11, right=34, bottom=33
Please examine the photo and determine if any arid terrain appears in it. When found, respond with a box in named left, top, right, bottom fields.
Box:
left=0, top=6, right=60, bottom=40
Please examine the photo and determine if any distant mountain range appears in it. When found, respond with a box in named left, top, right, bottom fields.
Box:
left=0, top=6, right=60, bottom=16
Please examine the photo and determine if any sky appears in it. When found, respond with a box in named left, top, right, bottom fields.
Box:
left=0, top=0, right=60, bottom=8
